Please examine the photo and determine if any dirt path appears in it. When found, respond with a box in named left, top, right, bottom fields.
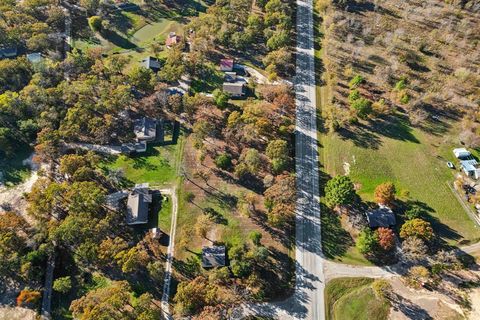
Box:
left=159, top=187, right=177, bottom=320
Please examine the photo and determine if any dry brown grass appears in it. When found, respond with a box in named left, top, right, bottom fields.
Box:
left=322, top=0, right=480, bottom=126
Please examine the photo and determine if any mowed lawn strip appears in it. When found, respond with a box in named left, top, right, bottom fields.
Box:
left=321, top=118, right=480, bottom=245
left=325, top=277, right=389, bottom=320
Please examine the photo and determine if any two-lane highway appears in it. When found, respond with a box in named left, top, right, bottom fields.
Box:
left=294, top=0, right=325, bottom=319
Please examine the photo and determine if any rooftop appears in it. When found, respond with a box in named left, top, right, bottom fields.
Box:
left=365, top=205, right=396, bottom=228
left=126, top=185, right=152, bottom=225
left=223, top=82, right=245, bottom=96
left=166, top=32, right=180, bottom=47
left=134, top=117, right=157, bottom=141
left=142, top=56, right=162, bottom=72
left=220, top=58, right=234, bottom=71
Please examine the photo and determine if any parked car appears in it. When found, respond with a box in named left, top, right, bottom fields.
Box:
left=447, top=162, right=455, bottom=169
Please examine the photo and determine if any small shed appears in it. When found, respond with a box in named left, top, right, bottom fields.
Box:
left=26, top=52, right=42, bottom=64
left=121, top=141, right=147, bottom=154
left=220, top=58, right=234, bottom=72
left=460, top=159, right=480, bottom=179
left=142, top=56, right=162, bottom=72
left=365, top=205, right=396, bottom=228
left=166, top=32, right=181, bottom=48
left=222, top=82, right=245, bottom=97
left=202, top=246, right=226, bottom=268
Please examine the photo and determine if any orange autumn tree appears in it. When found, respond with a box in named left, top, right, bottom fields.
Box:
left=374, top=182, right=396, bottom=206
left=377, top=227, right=395, bottom=250
left=17, top=289, right=41, bottom=307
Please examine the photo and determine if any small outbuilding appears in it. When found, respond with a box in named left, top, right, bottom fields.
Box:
left=453, top=148, right=472, bottom=160
left=223, top=82, right=245, bottom=97
left=166, top=32, right=181, bottom=48
left=202, top=246, right=226, bottom=268
left=460, top=159, right=480, bottom=179
left=142, top=56, right=162, bottom=72
left=220, top=58, right=234, bottom=72
left=26, top=52, right=42, bottom=64
left=365, top=205, right=396, bottom=228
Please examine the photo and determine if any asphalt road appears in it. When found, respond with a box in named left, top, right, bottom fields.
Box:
left=292, top=0, right=325, bottom=318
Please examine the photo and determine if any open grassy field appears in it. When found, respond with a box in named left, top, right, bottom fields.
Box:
left=101, top=141, right=183, bottom=186
left=325, top=277, right=390, bottom=320
left=314, top=6, right=479, bottom=252
left=320, top=118, right=480, bottom=245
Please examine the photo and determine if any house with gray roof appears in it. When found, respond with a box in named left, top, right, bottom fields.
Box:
left=201, top=246, right=226, bottom=268
left=134, top=117, right=157, bottom=142
left=126, top=184, right=152, bottom=225
left=365, top=205, right=396, bottom=228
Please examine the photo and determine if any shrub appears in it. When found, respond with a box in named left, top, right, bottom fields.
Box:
left=399, top=91, right=410, bottom=104
left=351, top=98, right=373, bottom=119
left=215, top=153, right=232, bottom=170
left=212, top=89, right=230, bottom=109
left=356, top=228, right=379, bottom=254
left=325, top=175, right=356, bottom=208
left=348, top=89, right=361, bottom=103
left=17, top=289, right=41, bottom=307
left=405, top=205, right=426, bottom=220
left=249, top=231, right=262, bottom=246
left=372, top=279, right=392, bottom=300
left=271, top=158, right=288, bottom=174
left=349, top=74, right=365, bottom=88
left=184, top=191, right=195, bottom=203
left=406, top=266, right=430, bottom=288
left=394, top=79, right=406, bottom=91
left=53, top=276, right=72, bottom=293
left=88, top=16, right=102, bottom=32
left=400, top=218, right=434, bottom=241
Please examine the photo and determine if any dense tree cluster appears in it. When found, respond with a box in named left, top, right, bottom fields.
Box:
left=187, top=0, right=294, bottom=78
left=0, top=0, right=65, bottom=53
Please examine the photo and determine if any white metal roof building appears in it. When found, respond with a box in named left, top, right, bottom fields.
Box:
left=453, top=148, right=472, bottom=160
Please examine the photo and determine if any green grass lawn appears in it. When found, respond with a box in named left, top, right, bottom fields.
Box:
left=320, top=117, right=480, bottom=245
left=101, top=142, right=182, bottom=186
left=325, top=277, right=389, bottom=320
left=157, top=195, right=173, bottom=232
left=0, top=148, right=32, bottom=187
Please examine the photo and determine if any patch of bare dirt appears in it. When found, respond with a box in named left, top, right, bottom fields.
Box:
left=0, top=307, right=36, bottom=320
left=388, top=277, right=464, bottom=320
